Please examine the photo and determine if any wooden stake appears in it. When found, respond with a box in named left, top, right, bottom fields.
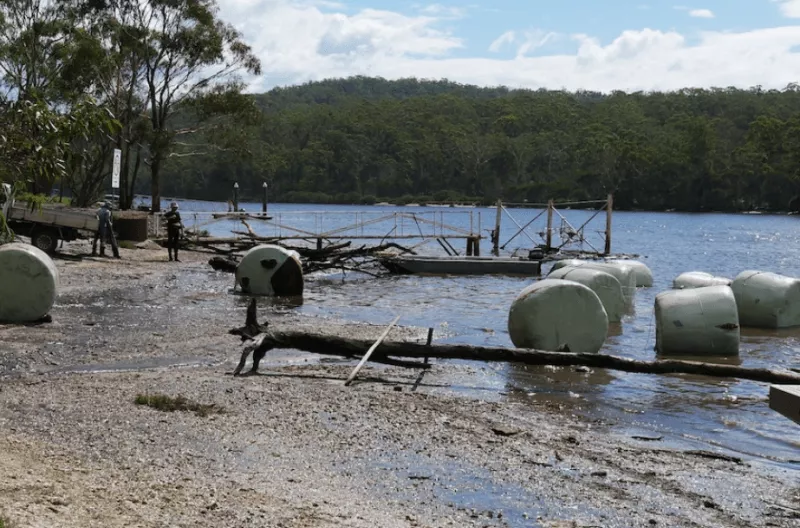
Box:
left=604, top=193, right=613, bottom=255
left=424, top=327, right=433, bottom=365
left=492, top=199, right=502, bottom=256
left=546, top=199, right=554, bottom=251
left=344, top=315, right=401, bottom=386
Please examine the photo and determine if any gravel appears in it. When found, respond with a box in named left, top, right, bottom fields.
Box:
left=0, top=244, right=797, bottom=528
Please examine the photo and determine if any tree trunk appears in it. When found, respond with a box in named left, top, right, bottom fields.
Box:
left=129, top=147, right=141, bottom=209
left=150, top=155, right=161, bottom=212
left=233, top=323, right=800, bottom=385
left=120, top=142, right=130, bottom=210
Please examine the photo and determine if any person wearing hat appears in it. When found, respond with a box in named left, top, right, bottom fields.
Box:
left=164, top=201, right=183, bottom=261
left=92, top=201, right=120, bottom=258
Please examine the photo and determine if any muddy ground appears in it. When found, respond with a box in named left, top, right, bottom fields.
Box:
left=0, top=242, right=798, bottom=528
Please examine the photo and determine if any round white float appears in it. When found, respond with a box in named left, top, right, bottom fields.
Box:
left=235, top=244, right=303, bottom=296
left=0, top=243, right=59, bottom=322
left=611, top=259, right=653, bottom=287
left=673, top=271, right=731, bottom=290
left=548, top=259, right=586, bottom=274
left=508, top=278, right=609, bottom=353
left=546, top=266, right=625, bottom=323
left=654, top=285, right=739, bottom=356
left=550, top=260, right=636, bottom=300
left=731, top=270, right=800, bottom=328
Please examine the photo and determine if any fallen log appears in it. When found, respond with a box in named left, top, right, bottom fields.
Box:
left=229, top=305, right=800, bottom=385
left=209, top=256, right=238, bottom=273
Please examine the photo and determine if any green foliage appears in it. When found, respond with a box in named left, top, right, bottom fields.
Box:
left=156, top=79, right=800, bottom=212
left=134, top=393, right=225, bottom=417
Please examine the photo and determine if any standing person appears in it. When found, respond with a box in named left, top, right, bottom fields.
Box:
left=92, top=202, right=120, bottom=258
left=164, top=201, right=183, bottom=262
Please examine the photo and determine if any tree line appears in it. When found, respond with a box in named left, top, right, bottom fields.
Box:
left=163, top=77, right=800, bottom=212
left=1, top=1, right=799, bottom=213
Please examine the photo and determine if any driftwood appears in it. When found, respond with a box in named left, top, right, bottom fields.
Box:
left=207, top=240, right=415, bottom=276
left=229, top=301, right=800, bottom=385
left=344, top=315, right=401, bottom=386
left=209, top=256, right=238, bottom=272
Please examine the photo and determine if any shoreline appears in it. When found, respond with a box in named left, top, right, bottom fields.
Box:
left=1, top=244, right=798, bottom=527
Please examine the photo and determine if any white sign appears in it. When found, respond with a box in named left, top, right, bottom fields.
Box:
left=112, top=148, right=121, bottom=189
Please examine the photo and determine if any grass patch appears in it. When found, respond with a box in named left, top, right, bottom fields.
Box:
left=0, top=514, right=14, bottom=528
left=134, top=393, right=224, bottom=417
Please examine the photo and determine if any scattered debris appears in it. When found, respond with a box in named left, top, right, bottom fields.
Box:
left=491, top=425, right=524, bottom=437
left=631, top=435, right=664, bottom=442
left=134, top=394, right=225, bottom=417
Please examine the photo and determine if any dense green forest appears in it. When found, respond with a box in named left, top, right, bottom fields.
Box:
left=159, top=77, right=800, bottom=212
left=1, top=1, right=798, bottom=213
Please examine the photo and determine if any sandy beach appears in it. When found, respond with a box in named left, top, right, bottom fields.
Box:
left=1, top=244, right=798, bottom=528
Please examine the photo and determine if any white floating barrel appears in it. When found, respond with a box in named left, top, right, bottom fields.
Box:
left=673, top=271, right=731, bottom=290
left=731, top=270, right=800, bottom=328
left=508, top=278, right=609, bottom=353
left=546, top=266, right=625, bottom=323
left=611, top=259, right=653, bottom=287
left=654, top=285, right=739, bottom=356
left=235, top=244, right=303, bottom=296
left=548, top=259, right=586, bottom=274
left=0, top=243, right=59, bottom=322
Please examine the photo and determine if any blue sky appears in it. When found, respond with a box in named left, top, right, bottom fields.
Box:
left=219, top=0, right=800, bottom=92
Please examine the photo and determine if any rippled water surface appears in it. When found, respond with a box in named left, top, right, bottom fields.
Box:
left=171, top=198, right=800, bottom=466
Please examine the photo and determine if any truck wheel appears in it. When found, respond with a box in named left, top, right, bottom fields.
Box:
left=31, top=229, right=58, bottom=254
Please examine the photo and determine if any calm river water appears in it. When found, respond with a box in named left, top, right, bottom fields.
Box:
left=161, top=197, right=800, bottom=467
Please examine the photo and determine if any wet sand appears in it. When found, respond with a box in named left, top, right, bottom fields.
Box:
left=1, top=244, right=798, bottom=527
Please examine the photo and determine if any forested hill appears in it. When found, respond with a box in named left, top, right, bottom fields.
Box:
left=159, top=77, right=800, bottom=212
left=253, top=76, right=515, bottom=110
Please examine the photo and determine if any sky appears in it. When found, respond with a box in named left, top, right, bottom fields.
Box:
left=217, top=0, right=800, bottom=93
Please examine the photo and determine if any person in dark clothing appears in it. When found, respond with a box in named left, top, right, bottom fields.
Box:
left=92, top=202, right=120, bottom=258
left=164, top=201, right=183, bottom=261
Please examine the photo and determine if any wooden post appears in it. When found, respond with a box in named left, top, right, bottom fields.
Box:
left=262, top=182, right=268, bottom=214
left=545, top=199, right=554, bottom=251
left=316, top=238, right=323, bottom=251
left=604, top=193, right=613, bottom=255
left=769, top=385, right=800, bottom=425
left=492, top=199, right=501, bottom=256
left=233, top=182, right=239, bottom=212
left=466, top=237, right=473, bottom=256
left=424, top=327, right=433, bottom=365
left=344, top=315, right=401, bottom=386
left=473, top=236, right=481, bottom=256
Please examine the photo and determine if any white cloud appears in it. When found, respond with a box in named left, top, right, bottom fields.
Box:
left=777, top=0, right=800, bottom=18
left=220, top=0, right=800, bottom=93
left=688, top=8, right=714, bottom=18
left=488, top=30, right=516, bottom=52
left=418, top=4, right=466, bottom=19
left=673, top=6, right=714, bottom=18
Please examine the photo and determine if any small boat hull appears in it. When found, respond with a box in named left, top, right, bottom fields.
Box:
left=379, top=255, right=542, bottom=276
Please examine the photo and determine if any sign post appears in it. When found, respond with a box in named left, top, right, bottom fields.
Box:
left=111, top=149, right=121, bottom=203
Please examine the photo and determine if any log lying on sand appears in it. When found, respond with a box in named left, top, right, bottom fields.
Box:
left=229, top=300, right=800, bottom=385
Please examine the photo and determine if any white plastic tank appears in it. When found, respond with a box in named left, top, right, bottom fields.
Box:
left=546, top=266, right=625, bottom=323
left=731, top=270, right=800, bottom=328
left=235, top=244, right=303, bottom=296
left=0, top=243, right=59, bottom=322
left=508, top=278, right=609, bottom=353
left=654, top=285, right=740, bottom=356
left=610, top=259, right=653, bottom=287
left=548, top=259, right=586, bottom=274
left=673, top=271, right=731, bottom=290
